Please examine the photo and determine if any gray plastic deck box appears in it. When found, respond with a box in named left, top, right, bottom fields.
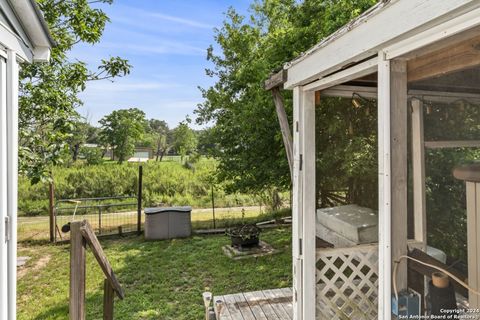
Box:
left=316, top=205, right=378, bottom=246
left=144, top=206, right=192, bottom=240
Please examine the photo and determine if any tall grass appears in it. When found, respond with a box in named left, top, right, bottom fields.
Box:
left=18, top=159, right=272, bottom=216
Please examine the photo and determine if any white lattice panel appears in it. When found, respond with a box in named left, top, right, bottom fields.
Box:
left=316, top=244, right=379, bottom=320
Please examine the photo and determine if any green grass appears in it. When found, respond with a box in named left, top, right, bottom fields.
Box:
left=17, top=228, right=292, bottom=320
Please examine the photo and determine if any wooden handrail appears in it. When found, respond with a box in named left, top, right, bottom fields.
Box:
left=70, top=220, right=124, bottom=320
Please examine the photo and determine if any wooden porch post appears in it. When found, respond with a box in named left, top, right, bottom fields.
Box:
left=379, top=55, right=409, bottom=319
left=390, top=60, right=408, bottom=291
left=300, top=88, right=316, bottom=320
left=377, top=52, right=392, bottom=319
left=292, top=86, right=303, bottom=320
left=411, top=99, right=427, bottom=246
left=292, top=86, right=316, bottom=320
left=453, top=165, right=480, bottom=308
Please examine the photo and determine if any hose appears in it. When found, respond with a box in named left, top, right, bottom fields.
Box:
left=393, top=255, right=480, bottom=302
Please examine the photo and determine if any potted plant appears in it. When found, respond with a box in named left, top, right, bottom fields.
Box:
left=225, top=224, right=261, bottom=248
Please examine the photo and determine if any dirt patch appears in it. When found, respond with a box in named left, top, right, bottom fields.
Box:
left=17, top=254, right=51, bottom=279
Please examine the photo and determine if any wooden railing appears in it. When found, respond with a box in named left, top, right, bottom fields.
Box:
left=70, top=220, right=125, bottom=320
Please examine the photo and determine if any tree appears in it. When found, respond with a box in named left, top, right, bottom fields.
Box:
left=148, top=119, right=173, bottom=161
left=172, top=122, right=197, bottom=162
left=66, top=117, right=89, bottom=162
left=195, top=0, right=376, bottom=193
left=99, top=108, right=147, bottom=163
left=196, top=128, right=217, bottom=156
left=19, top=0, right=131, bottom=183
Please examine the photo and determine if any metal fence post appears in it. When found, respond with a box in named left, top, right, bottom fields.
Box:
left=49, top=181, right=55, bottom=243
left=211, top=185, right=216, bottom=229
left=137, top=165, right=143, bottom=234
left=98, top=207, right=102, bottom=235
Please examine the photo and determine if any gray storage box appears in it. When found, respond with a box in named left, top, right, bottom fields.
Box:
left=316, top=205, right=378, bottom=246
left=144, top=206, right=192, bottom=240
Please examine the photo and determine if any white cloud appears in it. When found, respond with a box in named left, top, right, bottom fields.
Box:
left=85, top=80, right=181, bottom=93
left=111, top=5, right=213, bottom=33
left=147, top=12, right=213, bottom=29
left=98, top=41, right=206, bottom=56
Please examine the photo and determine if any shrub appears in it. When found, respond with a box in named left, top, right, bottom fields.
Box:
left=81, top=147, right=104, bottom=165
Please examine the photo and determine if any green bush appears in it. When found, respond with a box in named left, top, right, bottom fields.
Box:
left=18, top=158, right=274, bottom=216
left=81, top=147, right=104, bottom=165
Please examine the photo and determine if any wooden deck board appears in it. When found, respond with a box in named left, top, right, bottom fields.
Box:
left=215, top=295, right=234, bottom=320
left=215, top=288, right=293, bottom=320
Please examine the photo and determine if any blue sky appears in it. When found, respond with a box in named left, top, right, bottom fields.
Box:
left=72, top=0, right=251, bottom=129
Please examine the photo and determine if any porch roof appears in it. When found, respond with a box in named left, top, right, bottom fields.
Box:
left=283, top=0, right=480, bottom=89
left=1, top=0, right=54, bottom=62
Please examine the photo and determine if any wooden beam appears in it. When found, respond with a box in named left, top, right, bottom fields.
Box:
left=408, top=34, right=480, bottom=82
left=454, top=163, right=480, bottom=182
left=271, top=87, right=293, bottom=181
left=425, top=140, right=480, bottom=149
left=390, top=60, right=408, bottom=291
left=411, top=99, right=427, bottom=245
left=302, top=58, right=377, bottom=92
left=79, top=221, right=125, bottom=299
left=265, top=69, right=287, bottom=90
left=408, top=248, right=468, bottom=298
left=321, top=84, right=480, bottom=104
left=70, top=221, right=86, bottom=320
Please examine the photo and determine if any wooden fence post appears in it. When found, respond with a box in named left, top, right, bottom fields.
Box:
left=70, top=221, right=86, bottom=320
left=137, top=165, right=143, bottom=234
left=103, top=279, right=114, bottom=320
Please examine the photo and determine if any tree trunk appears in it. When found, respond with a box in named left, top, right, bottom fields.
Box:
left=156, top=139, right=161, bottom=161
left=72, top=144, right=80, bottom=162
left=159, top=147, right=167, bottom=162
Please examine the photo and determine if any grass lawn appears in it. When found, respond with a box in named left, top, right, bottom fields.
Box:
left=17, top=227, right=292, bottom=320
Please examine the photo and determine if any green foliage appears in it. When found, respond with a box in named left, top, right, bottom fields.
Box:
left=144, top=119, right=173, bottom=161
left=315, top=97, right=377, bottom=208
left=19, top=0, right=131, bottom=183
left=172, top=121, right=197, bottom=161
left=18, top=159, right=269, bottom=216
left=196, top=0, right=377, bottom=194
left=99, top=108, right=147, bottom=163
left=422, top=101, right=480, bottom=261
left=80, top=146, right=104, bottom=165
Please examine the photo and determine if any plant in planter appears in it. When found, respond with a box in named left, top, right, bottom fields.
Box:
left=225, top=224, right=261, bottom=248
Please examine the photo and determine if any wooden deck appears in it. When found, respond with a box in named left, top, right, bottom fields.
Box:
left=214, top=288, right=293, bottom=320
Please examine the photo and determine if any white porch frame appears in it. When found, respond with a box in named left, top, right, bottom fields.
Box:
left=292, top=87, right=316, bottom=320
left=292, top=49, right=405, bottom=319
left=284, top=1, right=480, bottom=319
left=0, top=49, right=19, bottom=320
